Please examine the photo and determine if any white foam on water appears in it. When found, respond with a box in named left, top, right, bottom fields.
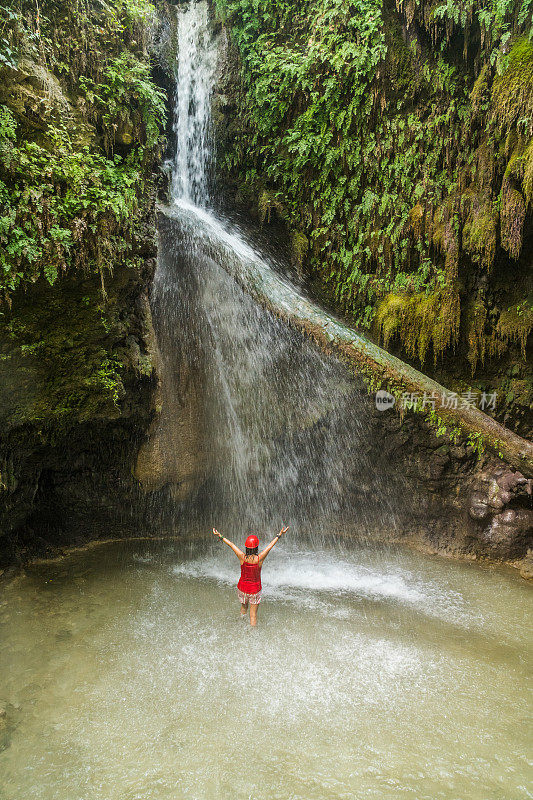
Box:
left=172, top=198, right=263, bottom=265
left=172, top=553, right=420, bottom=601
left=170, top=548, right=478, bottom=627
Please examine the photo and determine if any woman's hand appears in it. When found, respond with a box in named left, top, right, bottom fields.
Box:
left=213, top=528, right=223, bottom=539
left=278, top=526, right=289, bottom=537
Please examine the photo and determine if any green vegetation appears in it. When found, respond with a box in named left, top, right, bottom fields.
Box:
left=1, top=279, right=127, bottom=425
left=0, top=0, right=165, bottom=299
left=215, top=0, right=533, bottom=399
left=0, top=0, right=164, bottom=426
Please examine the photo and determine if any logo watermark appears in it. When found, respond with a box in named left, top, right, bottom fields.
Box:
left=374, top=389, right=498, bottom=413
left=375, top=390, right=396, bottom=411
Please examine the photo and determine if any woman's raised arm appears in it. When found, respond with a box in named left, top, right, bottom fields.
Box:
left=213, top=528, right=244, bottom=561
left=259, top=526, right=289, bottom=562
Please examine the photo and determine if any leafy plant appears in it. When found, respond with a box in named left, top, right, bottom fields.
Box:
left=0, top=0, right=166, bottom=298
left=79, top=52, right=166, bottom=150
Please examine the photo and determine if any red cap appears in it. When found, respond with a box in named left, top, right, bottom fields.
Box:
left=245, top=535, right=259, bottom=549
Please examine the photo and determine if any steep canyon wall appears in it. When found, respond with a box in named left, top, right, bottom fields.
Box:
left=0, top=0, right=531, bottom=574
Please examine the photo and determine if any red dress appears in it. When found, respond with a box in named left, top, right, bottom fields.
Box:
left=238, top=559, right=262, bottom=595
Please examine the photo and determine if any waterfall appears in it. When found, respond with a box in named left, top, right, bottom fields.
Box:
left=151, top=1, right=397, bottom=538
left=171, top=1, right=215, bottom=206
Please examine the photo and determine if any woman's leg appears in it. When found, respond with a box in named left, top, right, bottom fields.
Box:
left=240, top=601, right=249, bottom=616
left=249, top=603, right=258, bottom=626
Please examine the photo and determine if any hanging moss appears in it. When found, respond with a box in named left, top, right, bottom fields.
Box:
left=462, top=198, right=498, bottom=268
left=409, top=203, right=425, bottom=240
left=470, top=64, right=490, bottom=111
left=429, top=198, right=461, bottom=279
left=493, top=303, right=533, bottom=359
left=374, top=293, right=405, bottom=349
left=519, top=137, right=533, bottom=205
left=374, top=288, right=460, bottom=365
left=500, top=179, right=527, bottom=259
left=492, top=36, right=533, bottom=136
left=290, top=229, right=309, bottom=269
left=471, top=140, right=496, bottom=193
left=466, top=298, right=488, bottom=373
left=258, top=189, right=286, bottom=225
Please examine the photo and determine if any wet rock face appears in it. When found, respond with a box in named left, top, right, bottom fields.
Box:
left=363, top=401, right=532, bottom=570
left=0, top=224, right=160, bottom=568
left=469, top=468, right=533, bottom=559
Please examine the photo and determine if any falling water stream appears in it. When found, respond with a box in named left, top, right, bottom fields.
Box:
left=153, top=0, right=397, bottom=535
left=0, top=3, right=531, bottom=799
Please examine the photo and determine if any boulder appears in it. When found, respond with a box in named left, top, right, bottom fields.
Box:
left=469, top=466, right=533, bottom=560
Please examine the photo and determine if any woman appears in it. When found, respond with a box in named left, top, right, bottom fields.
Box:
left=212, top=526, right=289, bottom=626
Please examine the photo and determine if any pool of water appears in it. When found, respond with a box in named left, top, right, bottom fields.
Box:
left=0, top=539, right=531, bottom=800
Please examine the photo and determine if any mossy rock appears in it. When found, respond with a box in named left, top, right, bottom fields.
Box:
left=470, top=64, right=490, bottom=111
left=0, top=265, right=155, bottom=431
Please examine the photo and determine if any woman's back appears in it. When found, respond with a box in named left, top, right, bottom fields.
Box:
left=239, top=557, right=262, bottom=591
left=211, top=525, right=288, bottom=626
